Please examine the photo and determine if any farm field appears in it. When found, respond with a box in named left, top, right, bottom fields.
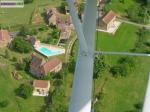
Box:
left=94, top=23, right=150, bottom=112
left=0, top=0, right=62, bottom=26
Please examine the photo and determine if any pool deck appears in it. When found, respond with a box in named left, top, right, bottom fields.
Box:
left=35, top=43, right=65, bottom=57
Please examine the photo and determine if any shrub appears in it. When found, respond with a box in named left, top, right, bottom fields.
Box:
left=11, top=37, right=33, bottom=53
left=134, top=102, right=143, bottom=110
left=16, top=57, right=30, bottom=71
left=30, top=29, right=38, bottom=35
left=16, top=60, right=26, bottom=70
left=127, top=5, right=146, bottom=23
left=94, top=55, right=109, bottom=79
left=24, top=0, right=33, bottom=4
left=15, top=84, right=33, bottom=99
left=110, top=65, right=128, bottom=77
left=19, top=26, right=30, bottom=36
left=4, top=49, right=11, bottom=59
left=0, top=100, right=9, bottom=108
left=11, top=56, right=17, bottom=62
left=59, top=1, right=68, bottom=14
left=118, top=56, right=135, bottom=69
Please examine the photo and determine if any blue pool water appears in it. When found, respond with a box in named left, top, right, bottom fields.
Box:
left=38, top=47, right=61, bottom=57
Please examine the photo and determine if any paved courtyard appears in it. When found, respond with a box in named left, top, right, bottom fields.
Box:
left=97, top=21, right=122, bottom=34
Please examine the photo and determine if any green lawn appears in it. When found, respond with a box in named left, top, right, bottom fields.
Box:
left=104, top=0, right=140, bottom=17
left=96, top=23, right=139, bottom=52
left=0, top=67, right=44, bottom=112
left=0, top=0, right=62, bottom=26
left=95, top=23, right=150, bottom=112
left=94, top=56, right=149, bottom=112
left=0, top=47, right=45, bottom=112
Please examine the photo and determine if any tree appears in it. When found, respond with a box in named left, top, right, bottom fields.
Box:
left=50, top=28, right=60, bottom=39
left=0, top=100, right=9, bottom=108
left=147, top=0, right=150, bottom=7
left=15, top=83, right=33, bottom=99
left=16, top=57, right=30, bottom=71
left=132, top=28, right=150, bottom=53
left=30, top=28, right=38, bottom=35
left=11, top=56, right=17, bottom=62
left=110, top=65, right=128, bottom=77
left=78, top=3, right=84, bottom=18
left=24, top=0, right=33, bottom=4
left=119, top=0, right=125, bottom=4
left=16, top=58, right=26, bottom=70
left=110, top=56, right=135, bottom=77
left=11, top=37, right=33, bottom=53
left=4, top=49, right=11, bottom=59
left=42, top=88, right=67, bottom=112
left=94, top=55, right=108, bottom=79
left=137, top=28, right=149, bottom=42
left=59, top=1, right=68, bottom=14
left=19, top=26, right=30, bottom=36
left=118, top=56, right=135, bottom=70
left=68, top=56, right=76, bottom=73
left=53, top=79, right=63, bottom=87
left=134, top=102, right=143, bottom=110
left=127, top=5, right=147, bottom=23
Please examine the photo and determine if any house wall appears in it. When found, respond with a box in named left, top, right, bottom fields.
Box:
left=41, top=63, right=62, bottom=75
left=98, top=20, right=107, bottom=30
left=97, top=16, right=116, bottom=30
left=33, top=83, right=50, bottom=94
left=52, top=63, right=62, bottom=72
left=0, top=38, right=11, bottom=47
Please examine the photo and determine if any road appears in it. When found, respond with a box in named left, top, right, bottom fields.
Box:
left=117, top=18, right=150, bottom=30
left=65, top=37, right=77, bottom=63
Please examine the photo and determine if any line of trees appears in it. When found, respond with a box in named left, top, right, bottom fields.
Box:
left=132, top=28, right=150, bottom=53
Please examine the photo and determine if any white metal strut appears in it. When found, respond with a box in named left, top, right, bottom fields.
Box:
left=67, top=0, right=97, bottom=112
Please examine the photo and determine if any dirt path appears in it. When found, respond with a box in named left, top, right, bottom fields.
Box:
left=65, top=37, right=77, bottom=63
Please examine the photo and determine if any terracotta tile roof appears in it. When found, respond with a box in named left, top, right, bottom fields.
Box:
left=0, top=30, right=10, bottom=41
left=41, top=58, right=62, bottom=74
left=102, top=10, right=116, bottom=24
left=60, top=30, right=71, bottom=40
left=56, top=16, right=71, bottom=28
left=30, top=54, right=44, bottom=68
left=33, top=80, right=49, bottom=88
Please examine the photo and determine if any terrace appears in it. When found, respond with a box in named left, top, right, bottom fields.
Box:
left=34, top=41, right=65, bottom=57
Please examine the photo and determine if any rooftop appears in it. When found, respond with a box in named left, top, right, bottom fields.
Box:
left=102, top=10, right=116, bottom=24
left=0, top=29, right=10, bottom=41
left=33, top=80, right=50, bottom=88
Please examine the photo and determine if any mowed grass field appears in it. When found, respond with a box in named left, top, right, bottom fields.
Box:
left=96, top=23, right=139, bottom=52
left=0, top=0, right=62, bottom=26
left=95, top=23, right=150, bottom=112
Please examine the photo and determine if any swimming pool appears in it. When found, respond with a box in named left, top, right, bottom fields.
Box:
left=37, top=47, right=63, bottom=57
